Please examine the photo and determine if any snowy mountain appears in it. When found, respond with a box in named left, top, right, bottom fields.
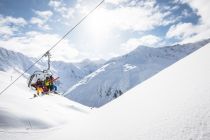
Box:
left=50, top=60, right=103, bottom=92
left=65, top=39, right=210, bottom=107
left=0, top=47, right=103, bottom=92
left=74, top=58, right=106, bottom=74
left=0, top=47, right=40, bottom=74
left=1, top=39, right=210, bottom=140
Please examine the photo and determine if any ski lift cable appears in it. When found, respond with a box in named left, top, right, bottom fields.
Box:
left=0, top=0, right=105, bottom=96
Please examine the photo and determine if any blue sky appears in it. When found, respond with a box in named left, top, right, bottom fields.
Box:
left=0, top=0, right=209, bottom=62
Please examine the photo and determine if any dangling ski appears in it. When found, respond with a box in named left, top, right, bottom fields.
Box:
left=29, top=94, right=39, bottom=99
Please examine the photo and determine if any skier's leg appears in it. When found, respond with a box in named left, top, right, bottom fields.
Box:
left=54, top=85, right=57, bottom=91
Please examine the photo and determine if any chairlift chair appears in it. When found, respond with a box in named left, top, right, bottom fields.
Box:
left=28, top=52, right=53, bottom=89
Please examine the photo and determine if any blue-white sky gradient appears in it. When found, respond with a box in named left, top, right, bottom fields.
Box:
left=0, top=0, right=209, bottom=62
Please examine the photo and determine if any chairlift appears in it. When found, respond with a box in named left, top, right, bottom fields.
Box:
left=28, top=51, right=53, bottom=88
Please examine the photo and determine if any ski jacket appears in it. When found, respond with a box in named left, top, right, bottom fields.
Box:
left=36, top=80, right=43, bottom=87
left=44, top=80, right=50, bottom=86
left=49, top=77, right=59, bottom=85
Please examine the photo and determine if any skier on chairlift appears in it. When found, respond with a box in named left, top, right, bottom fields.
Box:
left=31, top=78, right=44, bottom=96
left=44, top=77, right=50, bottom=93
left=44, top=76, right=59, bottom=94
left=49, top=75, right=59, bottom=94
left=28, top=51, right=59, bottom=96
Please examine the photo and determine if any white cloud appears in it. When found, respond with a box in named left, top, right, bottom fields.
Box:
left=30, top=17, right=51, bottom=30
left=105, top=0, right=157, bottom=8
left=167, top=0, right=210, bottom=43
left=0, top=16, right=27, bottom=26
left=30, top=10, right=53, bottom=30
left=0, top=25, right=16, bottom=36
left=166, top=22, right=210, bottom=44
left=111, top=7, right=164, bottom=31
left=179, top=25, right=210, bottom=44
left=51, top=0, right=171, bottom=32
left=34, top=10, right=53, bottom=19
left=30, top=17, right=44, bottom=26
left=0, top=15, right=27, bottom=36
left=181, top=9, right=191, bottom=17
left=122, top=35, right=162, bottom=52
left=83, top=3, right=169, bottom=33
left=166, top=22, right=196, bottom=39
left=105, top=0, right=128, bottom=5
left=172, top=0, right=187, bottom=4
left=185, top=0, right=210, bottom=25
left=49, top=0, right=62, bottom=9
left=0, top=31, right=79, bottom=62
left=49, top=0, right=74, bottom=19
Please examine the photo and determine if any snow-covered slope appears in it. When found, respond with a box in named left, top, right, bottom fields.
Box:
left=65, top=39, right=210, bottom=107
left=79, top=42, right=210, bottom=140
left=0, top=70, right=90, bottom=131
left=1, top=39, right=210, bottom=140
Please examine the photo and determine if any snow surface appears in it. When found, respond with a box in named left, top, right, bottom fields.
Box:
left=0, top=70, right=90, bottom=131
left=0, top=42, right=210, bottom=140
left=65, top=39, right=210, bottom=107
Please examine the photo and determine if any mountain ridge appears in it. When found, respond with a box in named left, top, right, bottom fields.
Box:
left=65, top=38, right=210, bottom=107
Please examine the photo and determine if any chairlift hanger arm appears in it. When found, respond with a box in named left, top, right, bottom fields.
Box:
left=44, top=51, right=51, bottom=70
